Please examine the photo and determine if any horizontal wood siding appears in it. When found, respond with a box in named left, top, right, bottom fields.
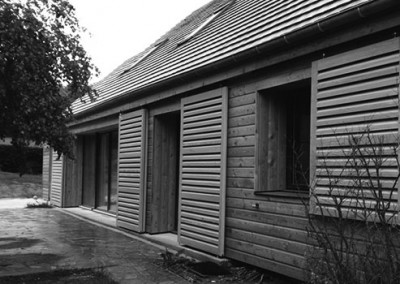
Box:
left=311, top=38, right=400, bottom=218
left=117, top=109, right=147, bottom=232
left=179, top=87, right=227, bottom=256
left=50, top=150, right=63, bottom=207
left=42, top=147, right=51, bottom=201
left=225, top=88, right=308, bottom=280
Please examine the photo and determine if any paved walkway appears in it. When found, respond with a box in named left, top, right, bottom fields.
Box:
left=0, top=208, right=187, bottom=283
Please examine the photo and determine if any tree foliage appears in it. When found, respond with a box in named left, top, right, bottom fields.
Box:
left=0, top=0, right=98, bottom=159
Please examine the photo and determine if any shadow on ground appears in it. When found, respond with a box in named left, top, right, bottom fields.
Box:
left=0, top=237, right=41, bottom=249
left=0, top=253, right=62, bottom=268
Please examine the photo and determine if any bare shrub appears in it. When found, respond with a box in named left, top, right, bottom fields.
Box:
left=305, top=129, right=400, bottom=284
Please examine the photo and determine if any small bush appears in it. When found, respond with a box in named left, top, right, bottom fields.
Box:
left=26, top=196, right=52, bottom=208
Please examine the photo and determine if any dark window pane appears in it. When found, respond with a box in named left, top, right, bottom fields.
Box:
left=109, top=131, right=118, bottom=213
left=286, top=91, right=310, bottom=190
left=96, top=133, right=110, bottom=211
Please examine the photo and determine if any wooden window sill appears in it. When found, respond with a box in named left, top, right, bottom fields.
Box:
left=254, top=190, right=309, bottom=199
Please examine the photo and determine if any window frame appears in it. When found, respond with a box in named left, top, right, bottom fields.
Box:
left=255, top=81, right=311, bottom=198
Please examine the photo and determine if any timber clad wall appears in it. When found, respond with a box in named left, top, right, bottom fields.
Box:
left=225, top=87, right=308, bottom=279
left=50, top=150, right=63, bottom=207
left=311, top=38, right=400, bottom=217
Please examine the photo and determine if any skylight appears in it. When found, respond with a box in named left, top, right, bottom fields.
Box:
left=177, top=1, right=233, bottom=46
left=120, top=39, right=167, bottom=76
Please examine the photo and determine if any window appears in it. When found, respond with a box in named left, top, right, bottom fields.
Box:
left=256, top=82, right=310, bottom=194
left=119, top=39, right=167, bottom=76
left=177, top=1, right=233, bottom=46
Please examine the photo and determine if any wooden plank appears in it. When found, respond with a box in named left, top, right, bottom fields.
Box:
left=318, top=65, right=399, bottom=90
left=226, top=238, right=305, bottom=268
left=228, top=125, right=256, bottom=138
left=227, top=136, right=255, bottom=147
left=226, top=227, right=308, bottom=259
left=179, top=236, right=219, bottom=255
left=180, top=224, right=219, bottom=239
left=228, top=104, right=256, bottom=118
left=224, top=249, right=304, bottom=281
left=227, top=168, right=254, bottom=178
left=228, top=114, right=255, bottom=128
left=227, top=157, right=255, bottom=168
left=230, top=64, right=310, bottom=97
left=317, top=80, right=398, bottom=102
left=317, top=38, right=399, bottom=71
left=317, top=98, right=398, bottom=118
left=228, top=93, right=256, bottom=108
left=226, top=177, right=255, bottom=189
left=226, top=217, right=308, bottom=243
left=316, top=120, right=399, bottom=136
left=227, top=197, right=306, bottom=217
left=317, top=109, right=398, bottom=127
left=318, top=53, right=399, bottom=81
left=226, top=208, right=308, bottom=231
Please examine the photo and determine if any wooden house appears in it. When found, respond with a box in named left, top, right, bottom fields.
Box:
left=43, top=0, right=400, bottom=280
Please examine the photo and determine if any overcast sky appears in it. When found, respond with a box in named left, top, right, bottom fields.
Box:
left=68, top=0, right=211, bottom=82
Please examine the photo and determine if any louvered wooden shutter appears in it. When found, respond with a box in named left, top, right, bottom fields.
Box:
left=310, top=38, right=400, bottom=220
left=117, top=109, right=147, bottom=232
left=42, top=146, right=51, bottom=201
left=50, top=149, right=63, bottom=207
left=179, top=87, right=228, bottom=256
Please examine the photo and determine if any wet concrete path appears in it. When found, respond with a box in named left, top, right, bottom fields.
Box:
left=0, top=208, right=186, bottom=283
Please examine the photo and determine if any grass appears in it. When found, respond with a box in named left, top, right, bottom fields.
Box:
left=0, top=170, right=42, bottom=199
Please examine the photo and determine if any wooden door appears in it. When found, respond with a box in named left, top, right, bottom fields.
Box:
left=117, top=109, right=148, bottom=232
left=150, top=112, right=180, bottom=233
left=179, top=87, right=228, bottom=256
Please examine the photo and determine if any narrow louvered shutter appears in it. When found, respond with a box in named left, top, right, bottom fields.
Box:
left=310, top=38, right=400, bottom=219
left=50, top=150, right=63, bottom=207
left=42, top=146, right=51, bottom=201
left=117, top=109, right=147, bottom=232
left=179, top=87, right=228, bottom=256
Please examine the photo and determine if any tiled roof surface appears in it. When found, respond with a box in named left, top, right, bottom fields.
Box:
left=72, top=0, right=373, bottom=114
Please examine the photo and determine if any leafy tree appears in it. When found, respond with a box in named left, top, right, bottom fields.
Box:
left=0, top=0, right=98, bottom=164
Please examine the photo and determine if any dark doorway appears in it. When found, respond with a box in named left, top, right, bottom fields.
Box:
left=82, top=135, right=96, bottom=208
left=150, top=111, right=180, bottom=233
left=81, top=131, right=118, bottom=213
left=95, top=131, right=118, bottom=213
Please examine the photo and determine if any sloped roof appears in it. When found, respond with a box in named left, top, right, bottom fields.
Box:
left=72, top=0, right=374, bottom=115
